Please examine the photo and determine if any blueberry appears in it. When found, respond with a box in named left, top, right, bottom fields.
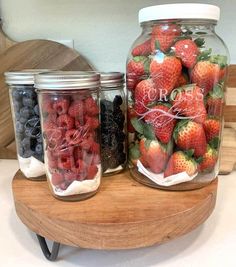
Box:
left=25, top=117, right=40, bottom=128
left=12, top=90, right=22, bottom=101
left=23, top=89, right=36, bottom=99
left=15, top=121, right=24, bottom=133
left=33, top=153, right=44, bottom=162
left=37, top=134, right=43, bottom=144
left=22, top=137, right=31, bottom=149
left=20, top=107, right=33, bottom=119
left=113, top=95, right=123, bottom=107
left=13, top=101, right=22, bottom=112
left=18, top=146, right=24, bottom=157
left=19, top=116, right=28, bottom=124
left=34, top=104, right=40, bottom=115
left=25, top=127, right=33, bottom=137
left=35, top=144, right=43, bottom=154
left=23, top=97, right=35, bottom=108
left=15, top=112, right=21, bottom=120
left=23, top=150, right=33, bottom=158
left=25, top=127, right=41, bottom=138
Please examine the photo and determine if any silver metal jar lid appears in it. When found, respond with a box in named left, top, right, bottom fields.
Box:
left=35, top=71, right=100, bottom=90
left=100, top=72, right=124, bottom=88
left=4, top=69, right=53, bottom=85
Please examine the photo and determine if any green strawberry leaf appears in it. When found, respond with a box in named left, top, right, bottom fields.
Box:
left=185, top=149, right=195, bottom=158
left=173, top=120, right=189, bottom=141
left=209, top=137, right=220, bottom=150
left=143, top=123, right=156, bottom=140
left=211, top=84, right=224, bottom=98
left=155, top=40, right=161, bottom=51
left=129, top=143, right=141, bottom=160
left=194, top=37, right=205, bottom=47
left=133, top=56, right=147, bottom=62
left=144, top=139, right=152, bottom=150
left=197, top=48, right=212, bottom=61
left=210, top=55, right=228, bottom=68
left=131, top=118, right=144, bottom=134
left=143, top=58, right=151, bottom=73
left=195, top=156, right=204, bottom=164
left=164, top=140, right=174, bottom=155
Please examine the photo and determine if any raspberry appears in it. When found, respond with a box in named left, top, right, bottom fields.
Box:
left=59, top=181, right=70, bottom=190
left=55, top=146, right=73, bottom=157
left=80, top=137, right=93, bottom=151
left=65, top=129, right=82, bottom=145
left=51, top=173, right=64, bottom=186
left=68, top=100, right=85, bottom=118
left=44, top=128, right=64, bottom=144
left=57, top=114, right=74, bottom=130
left=44, top=121, right=57, bottom=130
left=87, top=165, right=98, bottom=180
left=74, top=159, right=87, bottom=172
left=76, top=171, right=87, bottom=181
left=84, top=97, right=99, bottom=116
left=74, top=146, right=83, bottom=161
left=48, top=158, right=57, bottom=169
left=92, top=154, right=101, bottom=165
left=58, top=155, right=74, bottom=170
left=64, top=171, right=77, bottom=182
left=53, top=98, right=70, bottom=115
left=42, top=99, right=54, bottom=113
left=85, top=116, right=99, bottom=129
left=45, top=112, right=57, bottom=122
left=90, top=142, right=100, bottom=154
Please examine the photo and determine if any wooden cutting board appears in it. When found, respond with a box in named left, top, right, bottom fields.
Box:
left=0, top=30, right=94, bottom=158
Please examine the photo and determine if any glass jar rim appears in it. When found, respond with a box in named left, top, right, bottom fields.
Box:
left=139, top=4, right=220, bottom=24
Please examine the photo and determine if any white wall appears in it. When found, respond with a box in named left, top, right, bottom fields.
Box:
left=0, top=0, right=235, bottom=72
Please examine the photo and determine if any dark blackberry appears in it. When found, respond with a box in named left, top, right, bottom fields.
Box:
left=116, top=131, right=125, bottom=142
left=100, top=99, right=113, bottom=112
left=117, top=143, right=124, bottom=153
left=108, top=156, right=119, bottom=169
left=113, top=111, right=125, bottom=127
left=118, top=152, right=126, bottom=165
left=113, top=95, right=123, bottom=107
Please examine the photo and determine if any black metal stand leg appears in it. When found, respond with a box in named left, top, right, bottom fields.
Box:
left=36, top=234, right=60, bottom=261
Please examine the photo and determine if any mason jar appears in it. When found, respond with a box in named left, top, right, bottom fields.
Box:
left=5, top=70, right=50, bottom=180
left=35, top=71, right=101, bottom=201
left=127, top=4, right=229, bottom=190
left=99, top=72, right=127, bottom=175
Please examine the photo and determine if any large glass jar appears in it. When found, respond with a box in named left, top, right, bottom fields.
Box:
left=99, top=72, right=127, bottom=175
left=35, top=71, right=101, bottom=201
left=127, top=4, right=229, bottom=190
left=5, top=70, right=50, bottom=180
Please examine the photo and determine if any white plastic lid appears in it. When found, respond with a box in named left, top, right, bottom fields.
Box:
left=139, top=4, right=220, bottom=24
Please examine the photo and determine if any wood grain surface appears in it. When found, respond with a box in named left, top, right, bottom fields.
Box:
left=12, top=170, right=217, bottom=249
left=0, top=36, right=94, bottom=158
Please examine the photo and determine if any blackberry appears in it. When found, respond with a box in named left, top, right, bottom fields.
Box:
left=100, top=100, right=113, bottom=112
left=108, top=156, right=119, bottom=169
left=113, top=95, right=123, bottom=107
left=116, top=131, right=125, bottom=142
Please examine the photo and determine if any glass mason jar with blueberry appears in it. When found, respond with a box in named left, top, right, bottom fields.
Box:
left=5, top=70, right=49, bottom=180
left=127, top=4, right=229, bottom=190
left=99, top=72, right=127, bottom=175
left=35, top=71, right=101, bottom=201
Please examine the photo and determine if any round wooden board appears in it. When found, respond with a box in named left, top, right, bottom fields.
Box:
left=0, top=39, right=94, bottom=155
left=12, top=170, right=218, bottom=250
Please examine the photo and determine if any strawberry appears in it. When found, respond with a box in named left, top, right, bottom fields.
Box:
left=139, top=138, right=169, bottom=174
left=87, top=165, right=98, bottom=179
left=203, top=118, right=220, bottom=142
left=174, top=39, right=199, bottom=68
left=68, top=100, right=85, bottom=118
left=84, top=97, right=99, bottom=116
left=134, top=79, right=159, bottom=114
left=198, top=145, right=218, bottom=172
left=127, top=56, right=150, bottom=77
left=57, top=114, right=74, bottom=130
left=175, top=73, right=188, bottom=88
left=173, top=120, right=207, bottom=157
left=144, top=103, right=176, bottom=144
left=151, top=24, right=181, bottom=53
left=207, top=84, right=224, bottom=117
left=150, top=55, right=182, bottom=96
left=132, top=39, right=151, bottom=56
left=52, top=98, right=70, bottom=115
left=129, top=142, right=148, bottom=167
left=171, top=84, right=207, bottom=124
left=126, top=73, right=142, bottom=92
left=51, top=173, right=64, bottom=186
left=191, top=54, right=227, bottom=95
left=164, top=151, right=197, bottom=177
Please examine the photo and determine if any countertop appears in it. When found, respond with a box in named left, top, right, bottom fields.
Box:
left=1, top=159, right=236, bottom=267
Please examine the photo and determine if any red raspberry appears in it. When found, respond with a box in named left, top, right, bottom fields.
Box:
left=74, top=159, right=87, bottom=172
left=84, top=97, right=99, bottom=116
left=55, top=146, right=73, bottom=157
left=65, top=129, right=82, bottom=145
left=44, top=128, right=64, bottom=144
left=80, top=138, right=93, bottom=151
left=59, top=181, right=70, bottom=190
left=87, top=165, right=98, bottom=180
left=76, top=171, right=87, bottom=181
left=74, top=146, right=83, bottom=161
left=58, top=155, right=74, bottom=170
left=51, top=173, right=64, bottom=186
left=44, top=121, right=57, bottom=130
left=53, top=98, right=70, bottom=115
left=64, top=171, right=77, bottom=182
left=68, top=100, right=85, bottom=118
left=48, top=158, right=57, bottom=169
left=85, top=116, right=99, bottom=129
left=45, top=112, right=58, bottom=122
left=42, top=99, right=54, bottom=113
left=57, top=114, right=74, bottom=130
left=92, top=154, right=101, bottom=165
left=90, top=142, right=100, bottom=154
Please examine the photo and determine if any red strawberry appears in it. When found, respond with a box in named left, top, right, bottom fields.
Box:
left=129, top=142, right=148, bottom=167
left=191, top=55, right=227, bottom=95
left=51, top=173, right=64, bottom=186
left=132, top=39, right=151, bottom=56
left=127, top=56, right=150, bottom=77
left=127, top=105, right=136, bottom=133
left=171, top=84, right=207, bottom=124
left=203, top=118, right=220, bottom=142
left=151, top=24, right=181, bottom=52
left=175, top=73, right=188, bottom=88
left=144, top=103, right=176, bottom=144
left=164, top=151, right=197, bottom=177
left=52, top=98, right=70, bottom=115
left=150, top=55, right=182, bottom=95
left=139, top=138, right=169, bottom=173
left=68, top=100, right=85, bottom=118
left=207, top=84, right=224, bottom=116
left=126, top=73, right=142, bottom=92
left=84, top=97, right=99, bottom=116
left=174, top=39, right=199, bottom=68
left=198, top=145, right=218, bottom=172
left=134, top=79, right=159, bottom=114
left=57, top=114, right=74, bottom=130
left=174, top=120, right=207, bottom=157
left=87, top=165, right=98, bottom=179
